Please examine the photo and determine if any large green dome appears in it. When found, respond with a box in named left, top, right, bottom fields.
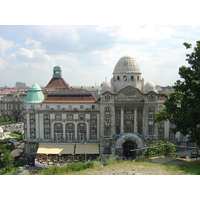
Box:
left=24, top=83, right=44, bottom=103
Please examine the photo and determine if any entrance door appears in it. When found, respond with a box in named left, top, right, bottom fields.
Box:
left=123, top=141, right=136, bottom=159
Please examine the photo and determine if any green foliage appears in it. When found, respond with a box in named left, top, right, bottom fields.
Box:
left=5, top=143, right=15, bottom=151
left=1, top=150, right=14, bottom=166
left=37, top=160, right=103, bottom=175
left=5, top=117, right=9, bottom=123
left=104, top=155, right=118, bottom=165
left=0, top=116, right=3, bottom=123
left=154, top=41, right=200, bottom=146
left=143, top=140, right=176, bottom=158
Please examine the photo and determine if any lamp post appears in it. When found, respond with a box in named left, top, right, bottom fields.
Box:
left=85, top=142, right=87, bottom=163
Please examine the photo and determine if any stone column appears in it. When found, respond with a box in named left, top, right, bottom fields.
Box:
left=35, top=113, right=39, bottom=139
left=74, top=122, right=77, bottom=140
left=134, top=107, right=138, bottom=133
left=62, top=122, right=65, bottom=140
left=86, top=122, right=89, bottom=141
left=26, top=113, right=30, bottom=138
left=120, top=106, right=124, bottom=134
left=39, top=114, right=43, bottom=140
left=97, top=114, right=100, bottom=141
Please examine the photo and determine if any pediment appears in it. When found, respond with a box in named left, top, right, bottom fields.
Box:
left=115, top=86, right=144, bottom=101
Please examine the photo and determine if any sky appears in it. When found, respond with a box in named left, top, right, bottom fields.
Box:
left=0, top=1, right=200, bottom=89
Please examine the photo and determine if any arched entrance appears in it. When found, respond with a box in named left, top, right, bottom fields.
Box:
left=123, top=140, right=137, bottom=159
left=115, top=133, right=144, bottom=159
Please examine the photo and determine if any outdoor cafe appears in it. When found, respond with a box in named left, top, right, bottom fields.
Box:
left=34, top=143, right=99, bottom=168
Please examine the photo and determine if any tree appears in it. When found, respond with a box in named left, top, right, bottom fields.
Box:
left=143, top=140, right=176, bottom=158
left=154, top=41, right=200, bottom=146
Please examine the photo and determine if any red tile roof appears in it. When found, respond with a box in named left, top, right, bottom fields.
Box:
left=45, top=78, right=70, bottom=90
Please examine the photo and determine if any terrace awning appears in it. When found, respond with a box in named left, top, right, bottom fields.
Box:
left=37, top=143, right=75, bottom=154
left=75, top=143, right=99, bottom=154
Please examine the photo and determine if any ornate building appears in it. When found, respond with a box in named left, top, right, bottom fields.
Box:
left=23, top=56, right=185, bottom=164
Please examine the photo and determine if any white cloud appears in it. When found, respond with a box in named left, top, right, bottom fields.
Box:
left=0, top=37, right=14, bottom=56
left=9, top=47, right=50, bottom=63
left=25, top=38, right=41, bottom=48
left=75, top=67, right=90, bottom=75
left=0, top=58, right=5, bottom=70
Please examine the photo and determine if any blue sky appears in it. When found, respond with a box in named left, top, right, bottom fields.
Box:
left=1, top=25, right=200, bottom=88
left=0, top=2, right=200, bottom=88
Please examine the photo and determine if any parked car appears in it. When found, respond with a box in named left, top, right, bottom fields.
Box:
left=18, top=166, right=25, bottom=172
left=190, top=149, right=200, bottom=158
left=8, top=139, right=17, bottom=143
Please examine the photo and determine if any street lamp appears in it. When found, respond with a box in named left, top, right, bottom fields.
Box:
left=85, top=142, right=87, bottom=163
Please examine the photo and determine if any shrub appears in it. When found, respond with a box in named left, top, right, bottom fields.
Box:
left=67, top=162, right=88, bottom=172
left=143, top=140, right=176, bottom=158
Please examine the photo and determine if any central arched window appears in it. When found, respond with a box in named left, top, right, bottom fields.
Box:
left=123, top=76, right=127, bottom=81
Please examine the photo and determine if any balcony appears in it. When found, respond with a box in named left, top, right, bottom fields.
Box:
left=66, top=129, right=74, bottom=133
left=148, top=121, right=154, bottom=125
left=44, top=119, right=50, bottom=123
left=125, top=110, right=133, bottom=114
left=124, top=120, right=133, bottom=124
left=29, top=109, right=35, bottom=112
left=30, top=129, right=35, bottom=132
left=78, top=129, right=86, bottom=133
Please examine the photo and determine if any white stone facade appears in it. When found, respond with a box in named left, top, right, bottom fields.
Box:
left=23, top=55, right=183, bottom=160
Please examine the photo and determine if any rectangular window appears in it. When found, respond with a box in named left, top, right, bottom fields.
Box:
left=57, top=105, right=61, bottom=110
left=67, top=115, right=73, bottom=120
left=92, top=105, right=95, bottom=110
left=68, top=105, right=72, bottom=110
left=79, top=115, right=85, bottom=121
left=46, top=105, right=49, bottom=109
left=80, top=105, right=84, bottom=109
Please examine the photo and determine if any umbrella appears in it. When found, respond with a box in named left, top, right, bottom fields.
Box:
left=11, top=149, right=23, bottom=158
left=17, top=143, right=24, bottom=149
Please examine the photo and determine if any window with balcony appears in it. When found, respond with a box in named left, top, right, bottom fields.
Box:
left=79, top=115, right=85, bottom=121
left=105, top=117, right=110, bottom=124
left=66, top=133, right=74, bottom=141
left=66, top=123, right=74, bottom=133
left=55, top=114, right=61, bottom=120
left=105, top=107, right=110, bottom=114
left=78, top=123, right=86, bottom=133
left=67, top=115, right=73, bottom=121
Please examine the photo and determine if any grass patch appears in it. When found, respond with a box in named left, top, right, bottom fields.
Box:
left=165, top=160, right=200, bottom=175
left=10, top=131, right=21, bottom=138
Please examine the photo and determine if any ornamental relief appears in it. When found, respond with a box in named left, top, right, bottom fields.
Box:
left=122, top=86, right=137, bottom=96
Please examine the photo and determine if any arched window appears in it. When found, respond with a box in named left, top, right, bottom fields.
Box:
left=131, top=76, right=134, bottom=81
left=117, top=76, right=120, bottom=81
left=123, top=76, right=127, bottom=81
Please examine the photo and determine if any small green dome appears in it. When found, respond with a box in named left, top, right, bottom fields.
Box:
left=24, top=83, right=44, bottom=103
left=53, top=65, right=62, bottom=78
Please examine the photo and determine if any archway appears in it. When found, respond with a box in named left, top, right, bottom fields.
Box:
left=123, top=140, right=137, bottom=159
left=115, top=133, right=144, bottom=159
